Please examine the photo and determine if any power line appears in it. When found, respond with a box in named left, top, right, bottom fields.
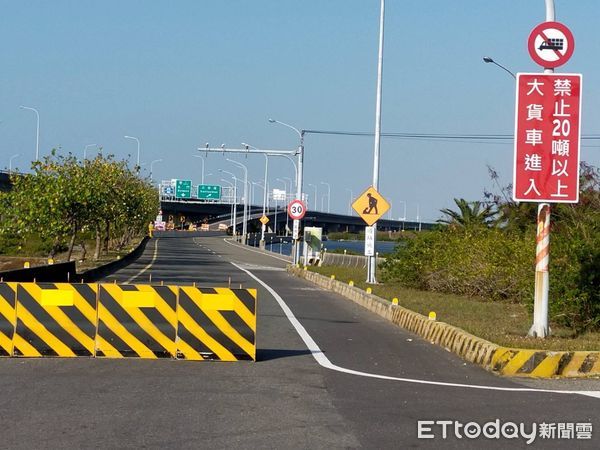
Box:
left=304, top=129, right=600, bottom=142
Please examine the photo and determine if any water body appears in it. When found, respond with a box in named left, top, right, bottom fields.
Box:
left=261, top=239, right=399, bottom=257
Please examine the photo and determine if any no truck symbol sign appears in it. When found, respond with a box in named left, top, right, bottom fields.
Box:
left=528, top=22, right=574, bottom=69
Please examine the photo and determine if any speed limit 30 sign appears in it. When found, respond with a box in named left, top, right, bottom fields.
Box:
left=287, top=199, right=307, bottom=220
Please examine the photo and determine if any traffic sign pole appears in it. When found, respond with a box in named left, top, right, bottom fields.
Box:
left=530, top=0, right=555, bottom=338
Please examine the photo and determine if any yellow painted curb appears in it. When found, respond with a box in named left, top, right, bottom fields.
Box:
left=288, top=266, right=600, bottom=378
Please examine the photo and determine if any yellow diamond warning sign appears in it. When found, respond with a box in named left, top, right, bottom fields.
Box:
left=352, top=186, right=390, bottom=226
left=259, top=215, right=270, bottom=225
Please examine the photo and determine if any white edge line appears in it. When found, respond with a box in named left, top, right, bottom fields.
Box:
left=224, top=237, right=292, bottom=263
left=230, top=261, right=600, bottom=401
left=125, top=238, right=159, bottom=284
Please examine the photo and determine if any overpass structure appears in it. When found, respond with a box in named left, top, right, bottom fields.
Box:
left=160, top=198, right=433, bottom=234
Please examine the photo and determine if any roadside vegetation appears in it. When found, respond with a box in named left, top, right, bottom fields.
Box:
left=0, top=151, right=158, bottom=264
left=314, top=162, right=599, bottom=345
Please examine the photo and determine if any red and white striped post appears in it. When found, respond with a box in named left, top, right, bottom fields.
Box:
left=529, top=203, right=551, bottom=337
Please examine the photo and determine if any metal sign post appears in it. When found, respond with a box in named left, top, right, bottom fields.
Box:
left=516, top=0, right=582, bottom=338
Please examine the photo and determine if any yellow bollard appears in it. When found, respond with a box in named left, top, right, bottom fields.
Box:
left=349, top=280, right=354, bottom=287
left=23, top=261, right=30, bottom=269
left=47, top=258, right=54, bottom=265
left=330, top=274, right=336, bottom=280
left=303, top=266, right=308, bottom=271
left=366, top=287, right=372, bottom=294
left=148, top=221, right=154, bottom=238
left=392, top=298, right=399, bottom=305
left=428, top=311, right=437, bottom=321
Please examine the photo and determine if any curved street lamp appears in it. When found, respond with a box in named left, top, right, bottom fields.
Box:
left=482, top=56, right=516, bottom=79
left=124, top=135, right=141, bottom=170
left=20, top=105, right=40, bottom=161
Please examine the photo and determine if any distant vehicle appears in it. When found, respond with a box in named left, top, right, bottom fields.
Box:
left=218, top=223, right=228, bottom=231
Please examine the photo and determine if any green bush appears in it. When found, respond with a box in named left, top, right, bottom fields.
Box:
left=381, top=228, right=534, bottom=303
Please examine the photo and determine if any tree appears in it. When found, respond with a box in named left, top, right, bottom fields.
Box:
left=438, top=198, right=496, bottom=228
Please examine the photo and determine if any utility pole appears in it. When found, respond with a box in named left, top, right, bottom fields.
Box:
left=367, top=0, right=385, bottom=284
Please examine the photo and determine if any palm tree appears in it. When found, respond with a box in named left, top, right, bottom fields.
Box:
left=438, top=198, right=496, bottom=228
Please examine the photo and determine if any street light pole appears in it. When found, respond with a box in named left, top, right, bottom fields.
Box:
left=20, top=106, right=40, bottom=161
left=192, top=155, right=205, bottom=185
left=345, top=188, right=353, bottom=216
left=150, top=159, right=162, bottom=181
left=227, top=159, right=249, bottom=242
left=220, top=170, right=238, bottom=236
left=320, top=181, right=331, bottom=213
left=269, top=119, right=304, bottom=264
left=124, top=135, right=140, bottom=171
left=84, top=144, right=97, bottom=160
left=308, top=183, right=318, bottom=211
left=367, top=0, right=385, bottom=284
left=220, top=178, right=235, bottom=229
left=279, top=177, right=292, bottom=236
left=9, top=154, right=19, bottom=173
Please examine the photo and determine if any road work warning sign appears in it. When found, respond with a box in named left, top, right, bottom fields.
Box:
left=352, top=186, right=390, bottom=226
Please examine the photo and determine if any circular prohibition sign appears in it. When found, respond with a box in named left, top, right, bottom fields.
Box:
left=287, top=199, right=307, bottom=220
left=528, top=21, right=575, bottom=69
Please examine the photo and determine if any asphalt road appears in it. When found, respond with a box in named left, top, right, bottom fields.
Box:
left=1, top=231, right=599, bottom=449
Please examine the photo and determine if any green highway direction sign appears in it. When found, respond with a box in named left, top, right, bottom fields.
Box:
left=198, top=184, right=222, bottom=200
left=174, top=179, right=192, bottom=199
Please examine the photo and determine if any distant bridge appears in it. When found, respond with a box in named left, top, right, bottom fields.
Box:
left=160, top=198, right=433, bottom=233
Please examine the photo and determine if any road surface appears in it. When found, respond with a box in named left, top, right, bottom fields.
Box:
left=1, top=231, right=598, bottom=449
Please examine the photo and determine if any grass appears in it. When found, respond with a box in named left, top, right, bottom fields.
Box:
left=310, top=265, right=600, bottom=352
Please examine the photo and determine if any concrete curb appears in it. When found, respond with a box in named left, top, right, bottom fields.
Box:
left=288, top=267, right=600, bottom=378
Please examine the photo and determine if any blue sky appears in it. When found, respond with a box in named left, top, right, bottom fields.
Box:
left=1, top=1, right=599, bottom=221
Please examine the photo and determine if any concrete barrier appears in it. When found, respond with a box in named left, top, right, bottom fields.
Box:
left=0, top=261, right=77, bottom=283
left=0, top=281, right=257, bottom=362
left=288, top=266, right=600, bottom=378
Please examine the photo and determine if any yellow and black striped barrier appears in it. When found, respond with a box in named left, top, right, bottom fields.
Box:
left=97, top=284, right=178, bottom=359
left=14, top=283, right=97, bottom=357
left=177, top=287, right=256, bottom=361
left=0, top=282, right=17, bottom=356
left=0, top=282, right=256, bottom=361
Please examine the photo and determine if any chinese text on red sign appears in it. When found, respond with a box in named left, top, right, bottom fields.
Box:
left=513, top=73, right=582, bottom=203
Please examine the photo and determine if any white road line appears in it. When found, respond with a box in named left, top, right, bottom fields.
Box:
left=224, top=238, right=292, bottom=263
left=125, top=238, right=159, bottom=284
left=231, top=262, right=600, bottom=400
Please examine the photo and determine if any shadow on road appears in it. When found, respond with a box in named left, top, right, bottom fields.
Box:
left=257, top=348, right=313, bottom=361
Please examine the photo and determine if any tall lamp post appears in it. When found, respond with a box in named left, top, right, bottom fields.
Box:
left=226, top=159, right=249, bottom=242
left=84, top=143, right=97, bottom=160
left=192, top=155, right=206, bottom=184
left=320, top=181, right=331, bottom=213
left=366, top=0, right=386, bottom=284
left=268, top=118, right=304, bottom=264
left=345, top=188, right=353, bottom=216
left=308, top=183, right=318, bottom=211
left=242, top=143, right=270, bottom=247
left=220, top=170, right=238, bottom=236
left=150, top=159, right=162, bottom=181
left=9, top=154, right=20, bottom=173
left=19, top=105, right=40, bottom=161
left=278, top=177, right=292, bottom=236
left=220, top=178, right=235, bottom=229
left=124, top=135, right=141, bottom=171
